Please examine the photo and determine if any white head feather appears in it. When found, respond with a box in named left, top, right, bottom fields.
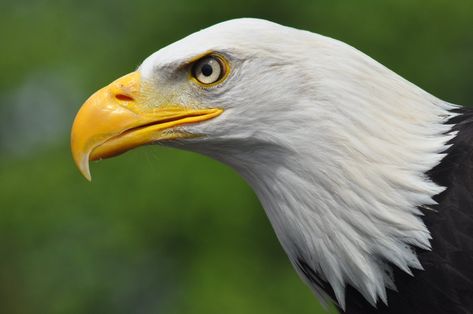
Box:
left=139, top=18, right=458, bottom=309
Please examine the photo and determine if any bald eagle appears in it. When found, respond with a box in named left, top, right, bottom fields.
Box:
left=71, top=19, right=473, bottom=313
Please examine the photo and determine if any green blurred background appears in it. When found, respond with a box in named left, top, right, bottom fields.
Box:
left=1, top=0, right=472, bottom=313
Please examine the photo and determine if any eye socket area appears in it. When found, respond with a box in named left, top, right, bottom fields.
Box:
left=191, top=55, right=227, bottom=86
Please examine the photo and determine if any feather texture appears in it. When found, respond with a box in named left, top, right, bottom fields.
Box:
left=330, top=109, right=473, bottom=313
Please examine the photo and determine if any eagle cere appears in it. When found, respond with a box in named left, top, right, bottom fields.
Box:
left=70, top=19, right=473, bottom=313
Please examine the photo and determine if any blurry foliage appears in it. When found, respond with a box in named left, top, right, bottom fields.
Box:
left=0, top=0, right=471, bottom=313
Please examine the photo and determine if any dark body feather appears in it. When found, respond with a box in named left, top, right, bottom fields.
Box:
left=298, top=108, right=473, bottom=314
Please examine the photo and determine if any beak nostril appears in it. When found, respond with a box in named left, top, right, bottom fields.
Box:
left=115, top=94, right=134, bottom=102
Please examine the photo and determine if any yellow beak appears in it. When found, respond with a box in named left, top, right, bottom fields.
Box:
left=71, top=71, right=222, bottom=181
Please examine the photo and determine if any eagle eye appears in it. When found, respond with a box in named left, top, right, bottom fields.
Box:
left=191, top=55, right=226, bottom=85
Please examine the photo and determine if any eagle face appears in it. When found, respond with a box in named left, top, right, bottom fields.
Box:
left=72, top=19, right=322, bottom=179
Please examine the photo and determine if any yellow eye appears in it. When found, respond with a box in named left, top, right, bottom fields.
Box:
left=192, top=56, right=226, bottom=85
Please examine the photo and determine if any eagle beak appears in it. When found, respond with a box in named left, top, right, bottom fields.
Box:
left=71, top=71, right=223, bottom=181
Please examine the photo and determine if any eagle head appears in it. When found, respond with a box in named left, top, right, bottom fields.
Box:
left=71, top=18, right=458, bottom=309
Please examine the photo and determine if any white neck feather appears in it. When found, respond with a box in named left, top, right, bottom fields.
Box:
left=224, top=86, right=456, bottom=309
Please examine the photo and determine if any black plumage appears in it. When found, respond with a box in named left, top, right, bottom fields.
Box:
left=300, top=108, right=473, bottom=314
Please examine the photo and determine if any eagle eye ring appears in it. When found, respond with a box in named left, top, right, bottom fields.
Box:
left=191, top=55, right=228, bottom=86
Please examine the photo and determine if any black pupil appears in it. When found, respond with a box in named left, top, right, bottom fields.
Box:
left=201, top=63, right=213, bottom=77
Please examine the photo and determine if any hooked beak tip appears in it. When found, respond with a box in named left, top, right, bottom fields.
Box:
left=82, top=165, right=92, bottom=182
left=73, top=148, right=92, bottom=182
